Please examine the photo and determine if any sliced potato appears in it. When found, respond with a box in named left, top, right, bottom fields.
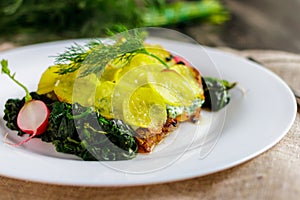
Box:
left=37, top=65, right=63, bottom=95
left=123, top=86, right=167, bottom=129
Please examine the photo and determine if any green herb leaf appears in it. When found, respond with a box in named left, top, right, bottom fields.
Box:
left=202, top=76, right=237, bottom=111
left=1, top=59, right=9, bottom=74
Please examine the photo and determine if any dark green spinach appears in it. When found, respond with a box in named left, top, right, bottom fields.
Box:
left=202, top=77, right=236, bottom=111
left=3, top=92, right=138, bottom=161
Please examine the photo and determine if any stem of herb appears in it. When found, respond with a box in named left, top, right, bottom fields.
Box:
left=1, top=59, right=32, bottom=102
left=84, top=123, right=107, bottom=134
left=66, top=136, right=81, bottom=144
left=67, top=107, right=94, bottom=120
left=140, top=50, right=169, bottom=68
left=9, top=76, right=31, bottom=102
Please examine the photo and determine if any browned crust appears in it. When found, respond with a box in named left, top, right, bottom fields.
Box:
left=135, top=64, right=204, bottom=153
left=135, top=118, right=178, bottom=153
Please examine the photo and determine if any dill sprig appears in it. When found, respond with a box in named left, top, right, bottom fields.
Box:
left=55, top=42, right=89, bottom=65
left=54, top=30, right=169, bottom=77
left=54, top=42, right=91, bottom=74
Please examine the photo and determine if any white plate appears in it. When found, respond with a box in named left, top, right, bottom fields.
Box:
left=0, top=39, right=296, bottom=186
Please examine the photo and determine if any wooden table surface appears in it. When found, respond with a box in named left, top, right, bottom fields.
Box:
left=0, top=44, right=299, bottom=200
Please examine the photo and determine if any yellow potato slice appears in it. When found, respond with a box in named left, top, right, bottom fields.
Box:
left=95, top=81, right=115, bottom=118
left=123, top=86, right=167, bottom=129
left=37, top=65, right=64, bottom=95
left=148, top=69, right=196, bottom=106
left=170, top=64, right=204, bottom=98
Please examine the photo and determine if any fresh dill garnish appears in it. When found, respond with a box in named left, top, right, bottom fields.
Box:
left=54, top=29, right=169, bottom=77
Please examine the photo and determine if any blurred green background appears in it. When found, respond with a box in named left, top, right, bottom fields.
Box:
left=2, top=0, right=299, bottom=53
left=0, top=0, right=229, bottom=44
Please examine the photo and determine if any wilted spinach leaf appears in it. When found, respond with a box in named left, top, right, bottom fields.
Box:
left=202, top=77, right=236, bottom=111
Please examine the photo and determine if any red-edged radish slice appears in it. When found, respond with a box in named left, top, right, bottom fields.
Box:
left=12, top=100, right=50, bottom=146
left=17, top=100, right=50, bottom=135
left=174, top=55, right=190, bottom=66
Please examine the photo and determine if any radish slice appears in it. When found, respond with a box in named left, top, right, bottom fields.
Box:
left=1, top=60, right=50, bottom=145
left=174, top=55, right=190, bottom=66
left=17, top=100, right=50, bottom=135
left=11, top=100, right=50, bottom=146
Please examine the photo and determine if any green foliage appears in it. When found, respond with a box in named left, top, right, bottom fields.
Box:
left=0, top=0, right=141, bottom=36
left=43, top=101, right=138, bottom=161
left=0, top=0, right=229, bottom=41
left=142, top=0, right=229, bottom=26
left=3, top=98, right=25, bottom=134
